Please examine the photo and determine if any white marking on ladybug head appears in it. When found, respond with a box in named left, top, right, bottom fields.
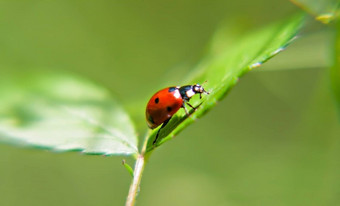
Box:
left=173, top=89, right=181, bottom=99
left=186, top=89, right=195, bottom=98
left=193, top=84, right=203, bottom=93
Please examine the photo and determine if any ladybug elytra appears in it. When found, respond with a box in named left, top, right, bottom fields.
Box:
left=146, top=84, right=209, bottom=144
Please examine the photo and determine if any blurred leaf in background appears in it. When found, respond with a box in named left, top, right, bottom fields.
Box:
left=290, top=0, right=340, bottom=23
left=0, top=71, right=138, bottom=155
left=332, top=20, right=340, bottom=115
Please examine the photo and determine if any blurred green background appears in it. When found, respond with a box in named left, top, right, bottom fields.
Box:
left=0, top=1, right=339, bottom=206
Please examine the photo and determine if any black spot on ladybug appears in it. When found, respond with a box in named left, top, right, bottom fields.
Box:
left=168, top=87, right=176, bottom=92
left=155, top=97, right=159, bottom=104
left=167, top=106, right=172, bottom=112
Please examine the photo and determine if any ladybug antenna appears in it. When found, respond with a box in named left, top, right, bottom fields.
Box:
left=201, top=81, right=209, bottom=95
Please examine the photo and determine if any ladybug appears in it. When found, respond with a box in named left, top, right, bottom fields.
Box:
left=146, top=83, right=209, bottom=144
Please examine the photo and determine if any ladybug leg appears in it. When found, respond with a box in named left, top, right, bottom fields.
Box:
left=182, top=102, right=189, bottom=115
left=186, top=102, right=197, bottom=111
left=153, top=118, right=171, bottom=145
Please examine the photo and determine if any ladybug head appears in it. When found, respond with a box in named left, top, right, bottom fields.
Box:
left=193, top=83, right=209, bottom=98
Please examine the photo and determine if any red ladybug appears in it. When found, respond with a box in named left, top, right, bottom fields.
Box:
left=146, top=84, right=209, bottom=144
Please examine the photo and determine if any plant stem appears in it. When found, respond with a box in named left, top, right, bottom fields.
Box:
left=125, top=131, right=150, bottom=206
left=125, top=154, right=145, bottom=206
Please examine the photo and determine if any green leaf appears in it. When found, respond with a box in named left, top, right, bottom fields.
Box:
left=331, top=20, right=340, bottom=115
left=146, top=14, right=305, bottom=152
left=290, top=0, right=340, bottom=24
left=0, top=71, right=138, bottom=156
left=122, top=159, right=134, bottom=177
